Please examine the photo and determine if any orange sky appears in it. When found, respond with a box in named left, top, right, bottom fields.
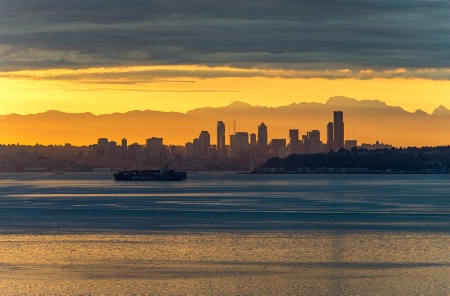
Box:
left=2, top=2, right=450, bottom=121
left=1, top=66, right=450, bottom=115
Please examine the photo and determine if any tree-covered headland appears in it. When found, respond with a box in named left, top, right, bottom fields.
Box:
left=256, top=146, right=450, bottom=174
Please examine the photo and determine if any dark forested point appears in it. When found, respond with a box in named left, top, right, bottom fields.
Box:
left=255, top=146, right=450, bottom=174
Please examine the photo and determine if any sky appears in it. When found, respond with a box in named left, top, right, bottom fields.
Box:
left=1, top=0, right=450, bottom=115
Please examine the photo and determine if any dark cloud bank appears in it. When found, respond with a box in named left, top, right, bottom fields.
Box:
left=1, top=0, right=449, bottom=78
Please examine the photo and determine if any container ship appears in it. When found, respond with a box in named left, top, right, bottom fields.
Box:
left=113, top=165, right=187, bottom=181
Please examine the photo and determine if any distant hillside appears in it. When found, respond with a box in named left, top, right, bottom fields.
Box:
left=0, top=96, right=450, bottom=147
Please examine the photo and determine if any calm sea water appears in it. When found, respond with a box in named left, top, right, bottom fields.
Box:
left=0, top=171, right=449, bottom=234
left=1, top=172, right=450, bottom=294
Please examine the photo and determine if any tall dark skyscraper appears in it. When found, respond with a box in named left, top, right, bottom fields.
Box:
left=289, top=129, right=299, bottom=154
left=235, top=132, right=249, bottom=156
left=258, top=122, right=268, bottom=158
left=250, top=133, right=257, bottom=147
left=333, top=111, right=344, bottom=151
left=327, top=122, right=334, bottom=152
left=199, top=131, right=211, bottom=157
left=217, top=121, right=225, bottom=152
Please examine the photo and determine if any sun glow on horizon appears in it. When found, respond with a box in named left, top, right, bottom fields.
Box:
left=1, top=65, right=450, bottom=116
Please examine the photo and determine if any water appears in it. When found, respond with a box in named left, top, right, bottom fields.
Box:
left=1, top=171, right=449, bottom=233
left=0, top=172, right=449, bottom=294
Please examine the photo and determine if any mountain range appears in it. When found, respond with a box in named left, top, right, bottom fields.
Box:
left=1, top=96, right=450, bottom=147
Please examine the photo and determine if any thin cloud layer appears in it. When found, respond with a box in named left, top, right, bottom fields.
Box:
left=3, top=66, right=450, bottom=83
left=1, top=0, right=449, bottom=79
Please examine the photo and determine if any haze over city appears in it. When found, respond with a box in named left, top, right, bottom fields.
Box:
left=1, top=96, right=450, bottom=147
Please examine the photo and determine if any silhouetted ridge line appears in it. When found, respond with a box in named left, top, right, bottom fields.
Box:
left=1, top=96, right=450, bottom=147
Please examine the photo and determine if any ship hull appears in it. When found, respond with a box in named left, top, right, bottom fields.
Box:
left=113, top=170, right=187, bottom=181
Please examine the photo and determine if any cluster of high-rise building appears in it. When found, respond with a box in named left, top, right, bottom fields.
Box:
left=0, top=111, right=392, bottom=171
left=205, top=111, right=353, bottom=161
left=327, top=111, right=345, bottom=152
left=131, top=110, right=356, bottom=166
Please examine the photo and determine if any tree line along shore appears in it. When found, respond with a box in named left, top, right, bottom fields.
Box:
left=254, top=146, right=450, bottom=174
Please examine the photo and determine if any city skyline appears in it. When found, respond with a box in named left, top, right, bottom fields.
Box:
left=1, top=1, right=450, bottom=116
left=83, top=111, right=352, bottom=156
left=1, top=96, right=450, bottom=147
left=0, top=110, right=398, bottom=172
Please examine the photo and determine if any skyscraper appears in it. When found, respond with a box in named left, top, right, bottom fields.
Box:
left=120, top=138, right=128, bottom=161
left=270, top=139, right=287, bottom=157
left=97, top=138, right=108, bottom=150
left=327, top=122, right=334, bottom=152
left=257, top=122, right=268, bottom=158
left=96, top=138, right=109, bottom=161
left=199, top=131, right=211, bottom=157
left=235, top=132, right=249, bottom=156
left=146, top=137, right=164, bottom=158
left=289, top=129, right=299, bottom=154
left=106, top=141, right=118, bottom=161
left=302, top=130, right=322, bottom=154
left=333, top=111, right=344, bottom=151
left=217, top=121, right=225, bottom=152
left=250, top=133, right=257, bottom=147
left=308, top=130, right=322, bottom=154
